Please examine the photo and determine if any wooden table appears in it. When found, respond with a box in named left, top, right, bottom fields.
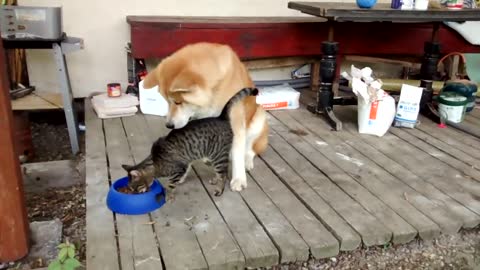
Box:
left=288, top=2, right=480, bottom=130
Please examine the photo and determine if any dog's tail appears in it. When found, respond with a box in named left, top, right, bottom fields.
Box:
left=220, top=87, right=259, bottom=119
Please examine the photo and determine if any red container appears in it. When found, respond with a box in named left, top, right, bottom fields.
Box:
left=107, top=83, right=122, bottom=97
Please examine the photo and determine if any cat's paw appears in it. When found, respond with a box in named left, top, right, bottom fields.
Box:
left=166, top=193, right=175, bottom=203
left=230, top=177, right=247, bottom=192
left=214, top=186, right=225, bottom=196
left=209, top=176, right=220, bottom=185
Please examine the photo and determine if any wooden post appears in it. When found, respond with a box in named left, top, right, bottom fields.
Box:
left=0, top=37, right=30, bottom=261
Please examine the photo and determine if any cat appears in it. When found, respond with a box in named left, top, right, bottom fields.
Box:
left=121, top=87, right=259, bottom=202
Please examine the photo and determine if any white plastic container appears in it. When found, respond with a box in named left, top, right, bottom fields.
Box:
left=437, top=92, right=468, bottom=123
left=139, top=80, right=169, bottom=116
left=414, top=0, right=429, bottom=10
left=256, top=84, right=300, bottom=110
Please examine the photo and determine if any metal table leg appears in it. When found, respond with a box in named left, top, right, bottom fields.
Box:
left=52, top=43, right=79, bottom=154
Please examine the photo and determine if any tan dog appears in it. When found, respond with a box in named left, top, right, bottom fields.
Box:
left=142, top=42, right=268, bottom=192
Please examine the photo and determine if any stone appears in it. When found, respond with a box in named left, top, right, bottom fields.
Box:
left=27, top=219, right=63, bottom=264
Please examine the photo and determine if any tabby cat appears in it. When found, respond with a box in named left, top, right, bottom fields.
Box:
left=121, top=87, right=259, bottom=202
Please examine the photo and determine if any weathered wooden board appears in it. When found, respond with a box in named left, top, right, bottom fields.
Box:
left=259, top=145, right=361, bottom=251
left=264, top=129, right=391, bottom=248
left=248, top=158, right=340, bottom=258
left=142, top=114, right=245, bottom=270
left=239, top=174, right=311, bottom=263
left=269, top=112, right=438, bottom=241
left=402, top=127, right=480, bottom=169
left=122, top=115, right=208, bottom=270
left=103, top=118, right=163, bottom=270
left=417, top=115, right=480, bottom=152
left=390, top=129, right=480, bottom=187
left=334, top=107, right=480, bottom=218
left=283, top=109, right=462, bottom=235
left=303, top=109, right=480, bottom=229
left=194, top=163, right=279, bottom=268
left=470, top=110, right=480, bottom=119
left=84, top=100, right=120, bottom=270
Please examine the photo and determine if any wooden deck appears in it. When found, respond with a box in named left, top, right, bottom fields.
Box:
left=85, top=100, right=480, bottom=270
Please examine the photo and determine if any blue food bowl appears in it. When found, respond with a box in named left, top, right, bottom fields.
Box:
left=356, top=0, right=377, bottom=8
left=106, top=176, right=165, bottom=215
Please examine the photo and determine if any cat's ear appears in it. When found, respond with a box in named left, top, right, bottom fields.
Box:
left=129, top=170, right=142, bottom=182
left=122, top=164, right=133, bottom=171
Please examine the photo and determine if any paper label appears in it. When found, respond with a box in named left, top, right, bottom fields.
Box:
left=369, top=101, right=379, bottom=120
left=395, top=84, right=423, bottom=123
left=261, top=101, right=288, bottom=110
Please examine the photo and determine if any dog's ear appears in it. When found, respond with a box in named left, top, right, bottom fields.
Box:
left=142, top=63, right=162, bottom=89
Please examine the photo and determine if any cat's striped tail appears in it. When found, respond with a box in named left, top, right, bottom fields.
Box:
left=220, top=87, right=259, bottom=119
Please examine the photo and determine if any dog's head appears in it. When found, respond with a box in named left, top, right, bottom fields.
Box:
left=145, top=61, right=225, bottom=129
left=142, top=43, right=234, bottom=129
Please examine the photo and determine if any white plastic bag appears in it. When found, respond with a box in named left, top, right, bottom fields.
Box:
left=342, top=65, right=396, bottom=137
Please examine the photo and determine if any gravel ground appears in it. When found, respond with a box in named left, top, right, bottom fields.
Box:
left=266, top=228, right=480, bottom=270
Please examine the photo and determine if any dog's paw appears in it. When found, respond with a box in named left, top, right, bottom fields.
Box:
left=245, top=152, right=255, bottom=171
left=230, top=177, right=247, bottom=192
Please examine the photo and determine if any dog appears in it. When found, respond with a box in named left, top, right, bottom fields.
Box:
left=142, top=42, right=268, bottom=192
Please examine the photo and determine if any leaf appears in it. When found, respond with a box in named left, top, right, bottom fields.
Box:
left=67, top=246, right=75, bottom=258
left=48, top=260, right=62, bottom=270
left=64, top=258, right=82, bottom=270
left=58, top=243, right=68, bottom=249
left=58, top=248, right=68, bottom=261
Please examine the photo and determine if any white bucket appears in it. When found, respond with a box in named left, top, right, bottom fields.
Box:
left=437, top=92, right=468, bottom=123
left=139, top=80, right=169, bottom=116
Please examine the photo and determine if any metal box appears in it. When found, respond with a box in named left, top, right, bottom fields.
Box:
left=0, top=6, right=63, bottom=40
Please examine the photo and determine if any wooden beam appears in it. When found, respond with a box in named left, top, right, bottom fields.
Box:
left=0, top=37, right=30, bottom=261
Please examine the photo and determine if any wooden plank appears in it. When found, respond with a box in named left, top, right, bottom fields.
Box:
left=269, top=112, right=437, bottom=241
left=283, top=109, right=462, bottom=235
left=124, top=115, right=210, bottom=270
left=239, top=174, right=311, bottom=263
left=465, top=114, right=480, bottom=126
left=0, top=38, right=29, bottom=261
left=248, top=158, right=340, bottom=258
left=103, top=118, right=163, bottom=270
left=296, top=109, right=480, bottom=229
left=259, top=145, right=361, bottom=251
left=417, top=115, right=480, bottom=152
left=402, top=127, right=480, bottom=170
left=11, top=92, right=63, bottom=110
left=391, top=127, right=480, bottom=182
left=334, top=107, right=480, bottom=218
left=470, top=110, right=480, bottom=119
left=194, top=163, right=279, bottom=268
left=84, top=100, right=119, bottom=270
left=264, top=129, right=391, bottom=248
left=129, top=19, right=480, bottom=60
left=122, top=115, right=208, bottom=270
left=142, top=115, right=245, bottom=270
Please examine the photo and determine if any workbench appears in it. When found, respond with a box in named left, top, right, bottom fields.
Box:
left=3, top=34, right=84, bottom=154
left=288, top=2, right=480, bottom=130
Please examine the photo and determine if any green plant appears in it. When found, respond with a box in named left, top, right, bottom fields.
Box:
left=48, top=240, right=82, bottom=270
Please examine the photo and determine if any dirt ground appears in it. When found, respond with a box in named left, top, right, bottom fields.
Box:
left=5, top=108, right=87, bottom=270
left=7, top=105, right=480, bottom=270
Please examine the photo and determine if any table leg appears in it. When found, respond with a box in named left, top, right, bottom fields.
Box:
left=52, top=43, right=80, bottom=154
left=307, top=39, right=343, bottom=131
left=419, top=39, right=442, bottom=123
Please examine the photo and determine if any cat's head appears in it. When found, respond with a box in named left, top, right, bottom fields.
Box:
left=121, top=164, right=156, bottom=193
